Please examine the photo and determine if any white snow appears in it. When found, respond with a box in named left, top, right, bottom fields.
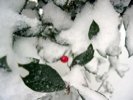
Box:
left=110, top=0, right=131, bottom=13
left=42, top=2, right=73, bottom=30
left=0, top=0, right=133, bottom=100
left=76, top=85, right=107, bottom=100
left=25, top=1, right=36, bottom=9
left=13, top=37, right=39, bottom=59
left=57, top=0, right=121, bottom=56
left=0, top=7, right=41, bottom=57
left=124, top=6, right=133, bottom=56
left=0, top=69, right=45, bottom=100
left=63, top=65, right=88, bottom=88
left=22, top=9, right=39, bottom=19
left=85, top=57, right=99, bottom=73
left=2, top=10, right=41, bottom=63
left=53, top=0, right=67, bottom=6
left=0, top=0, right=26, bottom=12
left=0, top=1, right=46, bottom=100
left=38, top=39, right=69, bottom=63
left=39, top=87, right=80, bottom=100
left=110, top=57, right=133, bottom=100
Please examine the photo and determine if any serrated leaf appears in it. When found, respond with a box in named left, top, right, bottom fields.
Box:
left=19, top=62, right=66, bottom=92
left=70, top=44, right=94, bottom=68
left=0, top=56, right=11, bottom=72
left=88, top=20, right=99, bottom=39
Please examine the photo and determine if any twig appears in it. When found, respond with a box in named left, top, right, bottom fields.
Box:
left=77, top=90, right=85, bottom=100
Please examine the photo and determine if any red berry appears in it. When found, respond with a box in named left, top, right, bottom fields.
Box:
left=60, top=55, right=69, bottom=63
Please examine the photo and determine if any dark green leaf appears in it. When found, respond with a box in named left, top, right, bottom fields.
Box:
left=0, top=56, right=11, bottom=72
left=88, top=20, right=99, bottom=39
left=70, top=44, right=94, bottom=68
left=19, top=62, right=66, bottom=92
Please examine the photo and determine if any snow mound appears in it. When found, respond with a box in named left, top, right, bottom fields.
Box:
left=42, top=2, right=73, bottom=30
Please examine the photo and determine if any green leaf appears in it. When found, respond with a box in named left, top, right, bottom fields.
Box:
left=0, top=56, right=11, bottom=72
left=88, top=20, right=99, bottom=39
left=70, top=44, right=94, bottom=67
left=19, top=62, right=66, bottom=92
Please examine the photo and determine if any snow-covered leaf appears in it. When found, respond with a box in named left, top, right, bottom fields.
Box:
left=41, top=23, right=59, bottom=41
left=19, top=62, right=66, bottom=92
left=53, top=0, right=68, bottom=7
left=13, top=20, right=43, bottom=37
left=38, top=87, right=80, bottom=100
left=22, top=9, right=39, bottom=19
left=124, top=6, right=133, bottom=57
left=42, top=2, right=73, bottom=30
left=61, top=0, right=96, bottom=20
left=110, top=0, right=131, bottom=13
left=38, top=39, right=69, bottom=63
left=70, top=44, right=94, bottom=67
left=115, top=64, right=129, bottom=78
left=0, top=56, right=11, bottom=72
left=103, top=81, right=113, bottom=94
left=13, top=26, right=32, bottom=37
left=88, top=20, right=99, bottom=40
left=25, top=1, right=37, bottom=9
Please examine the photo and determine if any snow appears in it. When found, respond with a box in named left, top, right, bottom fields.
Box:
left=42, top=2, right=73, bottom=30
left=38, top=39, right=69, bottom=63
left=124, top=6, right=133, bottom=56
left=0, top=0, right=26, bottom=12
left=0, top=0, right=133, bottom=100
left=25, top=1, right=37, bottom=9
left=63, top=65, right=88, bottom=88
left=110, top=57, right=133, bottom=100
left=110, top=0, right=131, bottom=13
left=0, top=1, right=46, bottom=100
left=22, top=9, right=39, bottom=19
left=0, top=69, right=45, bottom=100
left=57, top=0, right=121, bottom=56
left=39, top=87, right=80, bottom=100
left=0, top=5, right=41, bottom=58
left=0, top=0, right=40, bottom=55
left=76, top=85, right=107, bottom=100
left=53, top=0, right=67, bottom=6
left=13, top=37, right=39, bottom=59
left=85, top=57, right=99, bottom=73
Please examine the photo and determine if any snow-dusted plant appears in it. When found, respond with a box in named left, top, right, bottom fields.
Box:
left=0, top=0, right=133, bottom=100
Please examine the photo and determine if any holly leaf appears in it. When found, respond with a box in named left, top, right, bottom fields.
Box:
left=70, top=44, right=94, bottom=68
left=88, top=20, right=99, bottom=40
left=0, top=56, right=11, bottom=72
left=19, top=62, right=66, bottom=92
